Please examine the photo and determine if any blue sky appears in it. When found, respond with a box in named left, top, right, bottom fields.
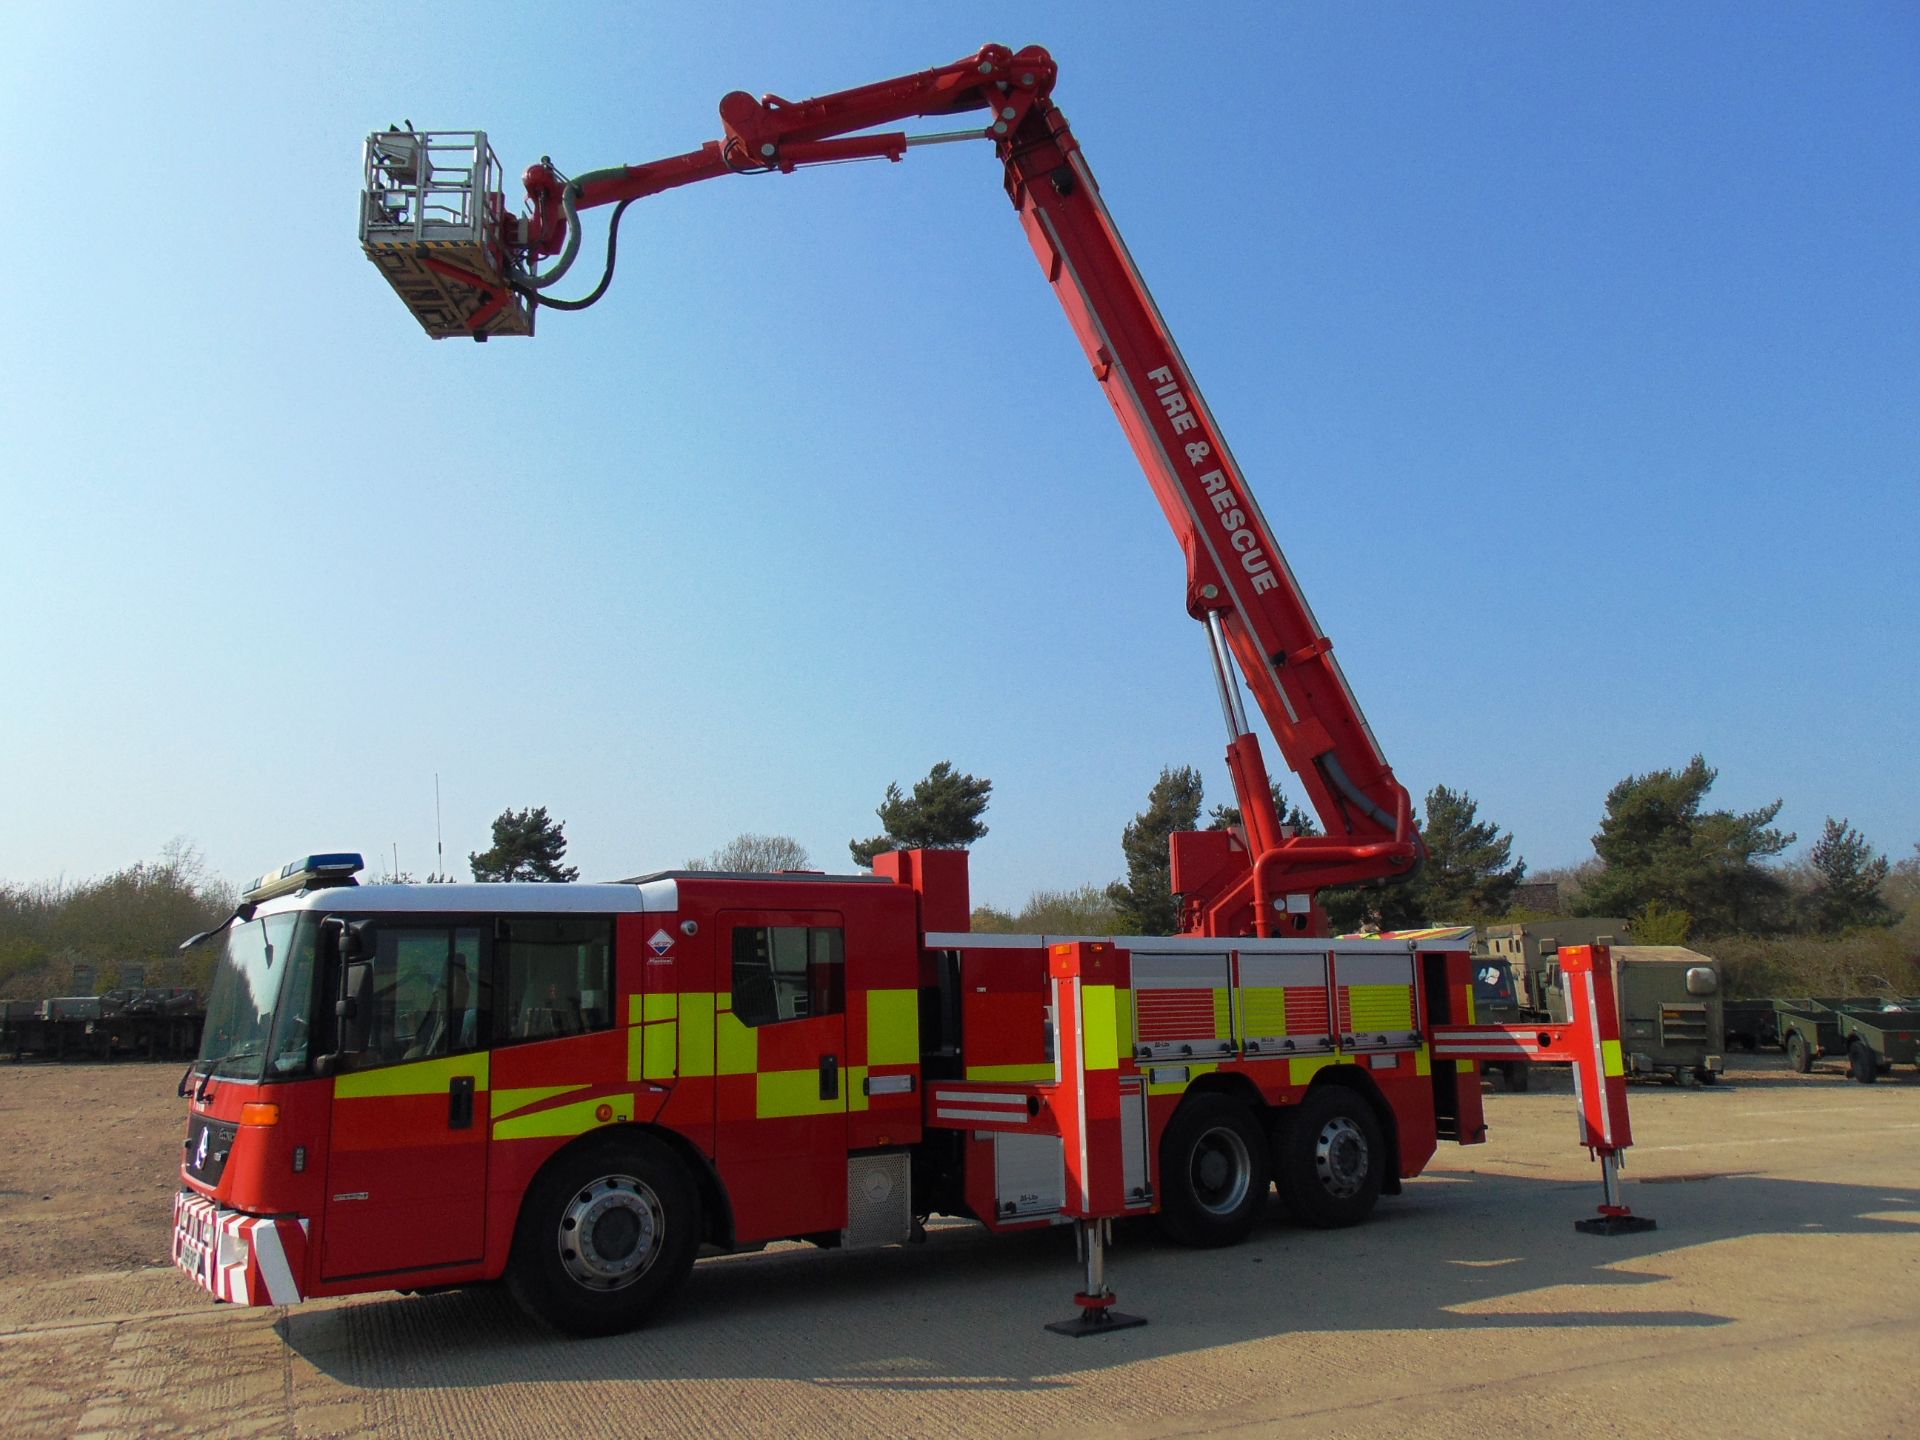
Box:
left=2, top=3, right=1914, bottom=906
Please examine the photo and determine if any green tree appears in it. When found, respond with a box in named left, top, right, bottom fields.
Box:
left=1885, top=843, right=1920, bottom=918
left=470, top=806, right=579, bottom=882
left=972, top=883, right=1122, bottom=935
left=1106, top=766, right=1204, bottom=935
left=1410, top=785, right=1526, bottom=922
left=849, top=761, right=991, bottom=868
left=1633, top=899, right=1693, bottom=945
left=687, top=833, right=812, bottom=873
left=1803, top=817, right=1892, bottom=933
left=0, top=840, right=234, bottom=997
left=1580, top=756, right=1793, bottom=935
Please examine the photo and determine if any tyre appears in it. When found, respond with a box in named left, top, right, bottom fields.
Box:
left=1693, top=1067, right=1718, bottom=1086
left=1501, top=1061, right=1531, bottom=1092
left=1272, top=1085, right=1386, bottom=1230
left=505, top=1134, right=701, bottom=1336
left=1155, top=1094, right=1270, bottom=1247
left=1786, top=1032, right=1812, bottom=1074
left=1849, top=1043, right=1879, bottom=1085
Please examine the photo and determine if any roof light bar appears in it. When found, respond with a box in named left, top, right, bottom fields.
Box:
left=242, top=853, right=365, bottom=904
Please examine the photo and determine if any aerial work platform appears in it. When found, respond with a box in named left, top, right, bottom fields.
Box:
left=359, top=129, right=532, bottom=339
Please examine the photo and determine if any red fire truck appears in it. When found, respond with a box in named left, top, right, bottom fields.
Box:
left=174, top=45, right=1651, bottom=1337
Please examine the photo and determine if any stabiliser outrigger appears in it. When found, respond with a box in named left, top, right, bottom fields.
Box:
left=359, top=44, right=1653, bottom=1333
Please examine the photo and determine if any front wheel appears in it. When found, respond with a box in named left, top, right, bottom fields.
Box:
left=1273, top=1085, right=1386, bottom=1229
left=506, top=1134, right=700, bottom=1336
left=1155, top=1094, right=1270, bottom=1248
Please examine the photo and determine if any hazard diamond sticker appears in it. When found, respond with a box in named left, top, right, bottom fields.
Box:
left=648, top=928, right=675, bottom=957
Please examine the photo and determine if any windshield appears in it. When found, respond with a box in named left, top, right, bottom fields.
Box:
left=196, top=913, right=317, bottom=1081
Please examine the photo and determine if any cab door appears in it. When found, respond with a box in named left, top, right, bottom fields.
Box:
left=321, top=922, right=489, bottom=1279
left=713, top=912, right=849, bottom=1242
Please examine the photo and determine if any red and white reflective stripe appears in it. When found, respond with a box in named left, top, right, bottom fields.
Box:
left=930, top=1087, right=1031, bottom=1125
left=1430, top=1025, right=1552, bottom=1060
left=173, top=1191, right=308, bottom=1307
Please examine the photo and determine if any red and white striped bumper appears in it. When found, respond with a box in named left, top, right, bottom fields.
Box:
left=171, top=1190, right=309, bottom=1307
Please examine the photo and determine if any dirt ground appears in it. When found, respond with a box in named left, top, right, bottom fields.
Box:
left=1, top=1055, right=1915, bottom=1439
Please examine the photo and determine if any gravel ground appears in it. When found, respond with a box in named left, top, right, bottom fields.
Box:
left=0, top=1055, right=1914, bottom=1438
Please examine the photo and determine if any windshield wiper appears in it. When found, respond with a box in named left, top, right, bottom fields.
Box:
left=179, top=900, right=257, bottom=952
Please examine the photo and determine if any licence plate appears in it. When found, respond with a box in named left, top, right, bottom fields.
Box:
left=172, top=1195, right=219, bottom=1292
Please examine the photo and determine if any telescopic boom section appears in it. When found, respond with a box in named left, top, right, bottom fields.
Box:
left=505, top=44, right=1422, bottom=936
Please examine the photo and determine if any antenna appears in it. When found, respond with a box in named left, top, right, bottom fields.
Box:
left=435, top=773, right=445, bottom=881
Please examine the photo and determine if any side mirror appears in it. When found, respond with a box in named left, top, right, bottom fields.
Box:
left=320, top=917, right=375, bottom=1060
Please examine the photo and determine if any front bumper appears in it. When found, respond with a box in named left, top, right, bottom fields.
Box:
left=172, top=1190, right=309, bottom=1306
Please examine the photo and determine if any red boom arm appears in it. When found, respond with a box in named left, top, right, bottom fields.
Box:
left=512, top=44, right=1423, bottom=936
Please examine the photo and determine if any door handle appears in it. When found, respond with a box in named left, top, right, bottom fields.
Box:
left=448, top=1075, right=475, bottom=1129
left=818, top=1054, right=839, bottom=1101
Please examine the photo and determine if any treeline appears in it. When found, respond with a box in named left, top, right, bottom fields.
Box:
left=962, top=754, right=1919, bottom=996
left=6, top=755, right=1912, bottom=1003
left=0, top=842, right=233, bottom=1000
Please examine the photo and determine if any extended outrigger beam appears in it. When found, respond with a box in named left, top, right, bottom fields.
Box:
left=1045, top=943, right=1149, bottom=1336
left=1431, top=944, right=1657, bottom=1235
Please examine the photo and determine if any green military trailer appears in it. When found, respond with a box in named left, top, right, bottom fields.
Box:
left=1775, top=997, right=1920, bottom=1083
left=1541, top=945, right=1725, bottom=1086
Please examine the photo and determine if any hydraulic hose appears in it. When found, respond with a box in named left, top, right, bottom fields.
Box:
left=526, top=197, right=635, bottom=312
left=1320, top=753, right=1397, bottom=832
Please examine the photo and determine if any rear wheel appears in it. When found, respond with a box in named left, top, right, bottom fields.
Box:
left=1273, top=1085, right=1386, bottom=1230
left=1693, top=1067, right=1718, bottom=1086
left=1500, top=1061, right=1531, bottom=1092
left=1786, top=1032, right=1812, bottom=1074
left=1849, top=1043, right=1879, bottom=1085
left=1155, top=1094, right=1269, bottom=1248
left=506, top=1134, right=700, bottom=1336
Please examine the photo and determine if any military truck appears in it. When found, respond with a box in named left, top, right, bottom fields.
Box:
left=1540, top=945, right=1725, bottom=1085
left=1481, top=919, right=1635, bottom=1011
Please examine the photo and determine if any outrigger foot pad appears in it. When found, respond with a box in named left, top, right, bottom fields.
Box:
left=1575, top=1213, right=1657, bottom=1236
left=1046, top=1306, right=1148, bottom=1338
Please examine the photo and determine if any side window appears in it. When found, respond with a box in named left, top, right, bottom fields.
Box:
left=499, top=916, right=614, bottom=1043
left=364, top=925, right=483, bottom=1067
left=732, top=925, right=844, bottom=1028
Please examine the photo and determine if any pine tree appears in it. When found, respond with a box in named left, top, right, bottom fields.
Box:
left=1106, top=766, right=1204, bottom=935
left=849, top=762, right=992, bottom=868
left=1804, top=817, right=1892, bottom=933
left=470, top=806, right=580, bottom=882
left=1580, top=756, right=1792, bottom=934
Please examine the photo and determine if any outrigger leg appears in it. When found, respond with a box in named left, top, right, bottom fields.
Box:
left=1431, top=943, right=1658, bottom=1236
left=1047, top=1219, right=1146, bottom=1338
left=1576, top=1149, right=1656, bottom=1235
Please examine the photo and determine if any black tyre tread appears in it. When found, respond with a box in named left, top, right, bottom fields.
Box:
left=505, top=1132, right=700, bottom=1337
left=1273, top=1084, right=1386, bottom=1230
left=1155, top=1094, right=1270, bottom=1249
left=1849, top=1044, right=1878, bottom=1085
